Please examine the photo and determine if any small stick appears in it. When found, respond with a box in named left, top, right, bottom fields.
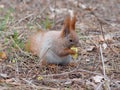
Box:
left=96, top=82, right=104, bottom=90
left=42, top=68, right=102, bottom=78
left=22, top=78, right=57, bottom=90
left=100, top=44, right=106, bottom=76
left=100, top=44, right=111, bottom=90
left=10, top=36, right=34, bottom=60
left=14, top=13, right=34, bottom=27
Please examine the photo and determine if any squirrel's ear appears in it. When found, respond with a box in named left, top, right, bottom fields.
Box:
left=61, top=16, right=71, bottom=37
left=70, top=12, right=77, bottom=30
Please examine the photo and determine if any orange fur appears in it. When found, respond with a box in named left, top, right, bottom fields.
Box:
left=25, top=30, right=44, bottom=55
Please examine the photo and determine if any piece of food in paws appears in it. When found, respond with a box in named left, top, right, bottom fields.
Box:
left=70, top=46, right=78, bottom=59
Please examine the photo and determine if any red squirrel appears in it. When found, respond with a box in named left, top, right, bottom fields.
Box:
left=26, top=12, right=79, bottom=65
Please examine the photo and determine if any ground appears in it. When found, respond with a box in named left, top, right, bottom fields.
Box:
left=0, top=0, right=120, bottom=90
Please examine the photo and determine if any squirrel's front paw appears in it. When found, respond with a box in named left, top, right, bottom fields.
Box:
left=68, top=49, right=76, bottom=55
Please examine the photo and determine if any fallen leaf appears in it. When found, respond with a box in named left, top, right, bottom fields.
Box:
left=0, top=52, right=7, bottom=59
left=105, top=34, right=112, bottom=40
left=92, top=75, right=104, bottom=83
left=99, top=34, right=113, bottom=42
left=64, top=81, right=72, bottom=86
left=99, top=35, right=104, bottom=42
left=86, top=59, right=90, bottom=62
left=0, top=73, right=9, bottom=78
left=37, top=76, right=43, bottom=81
left=102, top=43, right=107, bottom=49
left=86, top=46, right=96, bottom=52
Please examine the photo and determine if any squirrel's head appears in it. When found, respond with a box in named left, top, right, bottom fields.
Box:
left=61, top=12, right=79, bottom=48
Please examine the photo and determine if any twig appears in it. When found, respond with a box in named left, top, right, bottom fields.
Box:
left=39, top=0, right=54, bottom=15
left=13, top=52, right=24, bottom=82
left=25, top=48, right=50, bottom=78
left=14, top=13, right=34, bottom=27
left=51, top=17, right=64, bottom=29
left=78, top=69, right=102, bottom=75
left=96, top=82, right=104, bottom=90
left=42, top=68, right=78, bottom=77
left=22, top=78, right=58, bottom=90
left=100, top=44, right=111, bottom=90
left=99, top=44, right=106, bottom=76
left=32, top=0, right=55, bottom=23
left=42, top=78, right=84, bottom=85
left=53, top=0, right=57, bottom=29
left=92, top=11, right=119, bottom=55
left=42, top=68, right=102, bottom=77
left=91, top=11, right=111, bottom=26
left=10, top=36, right=34, bottom=60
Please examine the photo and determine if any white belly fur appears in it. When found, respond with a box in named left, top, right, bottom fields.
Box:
left=38, top=31, right=72, bottom=65
left=45, top=49, right=72, bottom=65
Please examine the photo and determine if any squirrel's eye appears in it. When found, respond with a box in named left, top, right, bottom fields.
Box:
left=69, top=39, right=73, bottom=42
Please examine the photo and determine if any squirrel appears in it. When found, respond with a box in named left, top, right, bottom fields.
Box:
left=25, top=12, right=79, bottom=65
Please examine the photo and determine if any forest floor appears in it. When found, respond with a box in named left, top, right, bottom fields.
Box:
left=0, top=0, right=120, bottom=90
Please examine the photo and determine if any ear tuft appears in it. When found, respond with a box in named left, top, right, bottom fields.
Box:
left=64, top=15, right=71, bottom=30
left=61, top=15, right=71, bottom=37
left=70, top=11, right=77, bottom=30
left=61, top=11, right=77, bottom=37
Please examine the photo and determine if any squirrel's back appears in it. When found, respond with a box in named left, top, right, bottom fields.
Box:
left=27, top=30, right=61, bottom=55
